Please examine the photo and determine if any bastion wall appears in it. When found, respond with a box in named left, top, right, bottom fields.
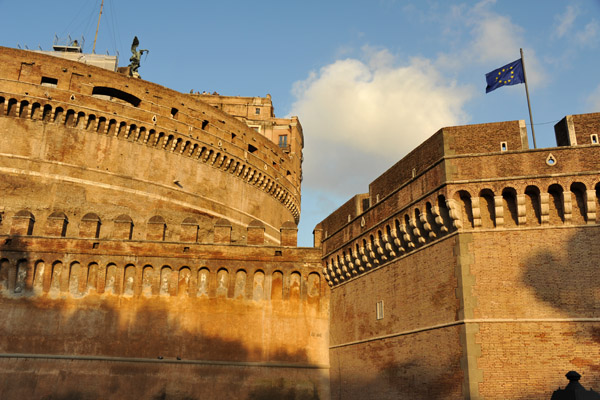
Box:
left=318, top=113, right=600, bottom=399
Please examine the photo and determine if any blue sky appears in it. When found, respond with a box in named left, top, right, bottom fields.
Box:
left=2, top=0, right=600, bottom=246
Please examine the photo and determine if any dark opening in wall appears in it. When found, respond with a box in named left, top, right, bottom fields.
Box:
left=41, top=76, right=58, bottom=88
left=362, top=198, right=370, bottom=212
left=91, top=86, right=141, bottom=107
left=171, top=107, right=178, bottom=119
left=201, top=120, right=209, bottom=130
left=248, top=144, right=257, bottom=153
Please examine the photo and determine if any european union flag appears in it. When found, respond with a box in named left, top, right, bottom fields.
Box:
left=485, top=59, right=525, bottom=93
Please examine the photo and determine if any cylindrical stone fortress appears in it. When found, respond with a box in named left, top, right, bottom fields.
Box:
left=0, top=46, right=302, bottom=244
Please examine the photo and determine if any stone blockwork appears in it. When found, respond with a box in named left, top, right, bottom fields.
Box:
left=0, top=46, right=301, bottom=243
left=318, top=112, right=600, bottom=399
left=0, top=46, right=330, bottom=400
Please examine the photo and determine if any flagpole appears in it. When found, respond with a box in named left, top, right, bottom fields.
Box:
left=92, top=0, right=104, bottom=54
left=520, top=48, right=536, bottom=149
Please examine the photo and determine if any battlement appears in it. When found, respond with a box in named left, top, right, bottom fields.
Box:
left=316, top=120, right=528, bottom=242
left=316, top=113, right=600, bottom=286
left=369, top=119, right=528, bottom=202
left=0, top=236, right=322, bottom=302
left=554, top=112, right=600, bottom=147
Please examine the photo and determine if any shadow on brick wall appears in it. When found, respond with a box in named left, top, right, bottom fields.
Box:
left=521, top=228, right=600, bottom=392
left=522, top=228, right=600, bottom=345
left=0, top=237, right=325, bottom=400
left=328, top=354, right=464, bottom=400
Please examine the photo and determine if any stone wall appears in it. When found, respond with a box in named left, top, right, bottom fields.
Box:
left=0, top=237, right=329, bottom=399
left=0, top=46, right=301, bottom=235
left=0, top=46, right=325, bottom=399
left=320, top=112, right=600, bottom=399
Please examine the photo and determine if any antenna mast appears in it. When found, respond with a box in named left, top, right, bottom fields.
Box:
left=92, top=0, right=104, bottom=54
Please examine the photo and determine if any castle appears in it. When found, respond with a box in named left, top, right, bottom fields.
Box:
left=0, top=45, right=599, bottom=399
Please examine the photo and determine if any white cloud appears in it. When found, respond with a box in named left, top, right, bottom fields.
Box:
left=469, top=12, right=522, bottom=64
left=554, top=5, right=578, bottom=38
left=290, top=48, right=473, bottom=196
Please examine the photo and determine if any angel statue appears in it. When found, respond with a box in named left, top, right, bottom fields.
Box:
left=128, top=36, right=148, bottom=78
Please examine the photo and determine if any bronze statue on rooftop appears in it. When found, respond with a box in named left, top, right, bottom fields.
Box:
left=128, top=36, right=148, bottom=78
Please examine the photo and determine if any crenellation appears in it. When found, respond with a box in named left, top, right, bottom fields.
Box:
left=0, top=244, right=324, bottom=298
left=321, top=168, right=600, bottom=292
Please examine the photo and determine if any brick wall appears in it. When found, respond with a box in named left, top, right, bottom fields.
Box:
left=573, top=112, right=600, bottom=146
left=0, top=237, right=330, bottom=399
left=468, top=227, right=600, bottom=399
left=329, top=236, right=464, bottom=399
left=320, top=114, right=600, bottom=398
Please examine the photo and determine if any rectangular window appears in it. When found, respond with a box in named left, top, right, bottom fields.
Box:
left=278, top=135, right=288, bottom=148
left=500, top=141, right=508, bottom=151
left=376, top=300, right=384, bottom=320
left=362, top=198, right=370, bottom=212
left=591, top=134, right=598, bottom=144
left=255, top=107, right=261, bottom=115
